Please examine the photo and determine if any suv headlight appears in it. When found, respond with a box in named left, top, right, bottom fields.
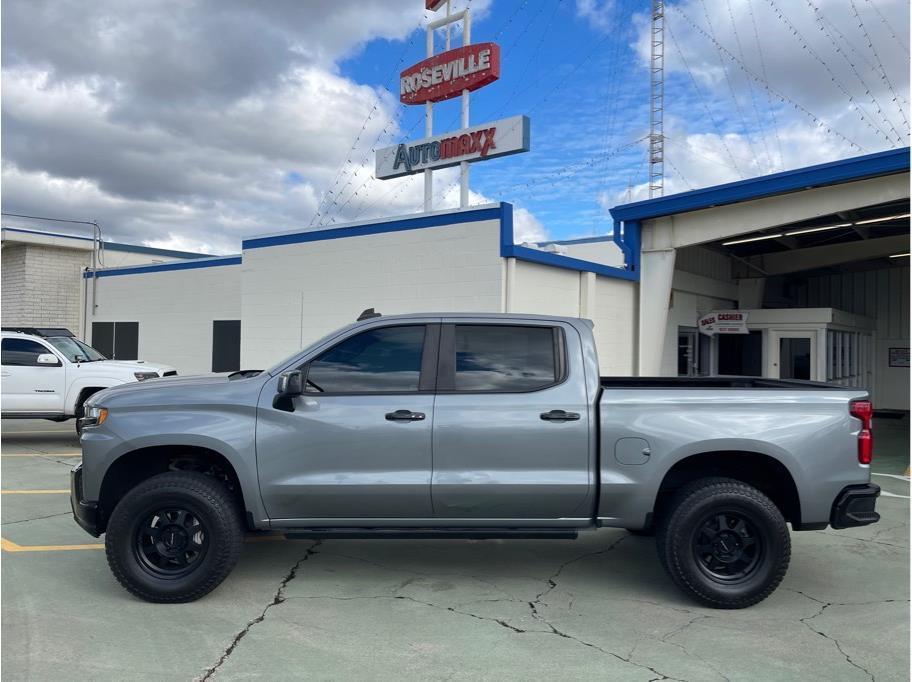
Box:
left=134, top=371, right=159, bottom=381
left=81, top=406, right=108, bottom=428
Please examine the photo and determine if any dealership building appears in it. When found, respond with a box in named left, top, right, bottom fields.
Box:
left=51, top=148, right=909, bottom=410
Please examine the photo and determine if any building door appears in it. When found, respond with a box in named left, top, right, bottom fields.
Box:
left=769, top=330, right=818, bottom=381
left=678, top=328, right=697, bottom=376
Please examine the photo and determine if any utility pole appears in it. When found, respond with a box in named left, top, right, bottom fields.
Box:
left=648, top=0, right=665, bottom=198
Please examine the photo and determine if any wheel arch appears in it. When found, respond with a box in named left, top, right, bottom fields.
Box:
left=97, top=445, right=250, bottom=534
left=653, top=450, right=802, bottom=528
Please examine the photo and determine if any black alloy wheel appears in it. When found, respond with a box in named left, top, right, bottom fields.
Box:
left=105, top=471, right=244, bottom=603
left=134, top=507, right=209, bottom=579
left=656, top=477, right=790, bottom=609
left=692, top=510, right=762, bottom=583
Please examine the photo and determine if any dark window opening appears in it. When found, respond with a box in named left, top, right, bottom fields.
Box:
left=212, top=320, right=241, bottom=373
left=717, top=331, right=763, bottom=376
left=91, top=321, right=138, bottom=360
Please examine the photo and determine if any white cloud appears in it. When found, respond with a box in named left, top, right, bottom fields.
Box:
left=623, top=0, right=909, bottom=200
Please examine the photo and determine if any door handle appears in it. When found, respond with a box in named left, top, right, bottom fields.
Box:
left=540, top=409, right=581, bottom=422
left=385, top=409, right=426, bottom=422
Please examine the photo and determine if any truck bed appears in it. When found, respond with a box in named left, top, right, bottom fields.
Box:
left=600, top=376, right=848, bottom=390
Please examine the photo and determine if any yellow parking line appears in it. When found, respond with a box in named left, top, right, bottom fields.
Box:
left=0, top=490, right=69, bottom=494
left=1, top=537, right=103, bottom=552
left=1, top=453, right=81, bottom=458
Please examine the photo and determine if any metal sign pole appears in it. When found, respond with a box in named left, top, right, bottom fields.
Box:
left=460, top=9, right=471, bottom=208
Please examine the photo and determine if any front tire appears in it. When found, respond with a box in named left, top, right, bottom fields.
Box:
left=657, top=477, right=790, bottom=609
left=105, top=471, right=244, bottom=603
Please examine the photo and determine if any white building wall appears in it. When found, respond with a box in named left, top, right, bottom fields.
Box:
left=591, top=276, right=637, bottom=375
left=511, top=261, right=581, bottom=317
left=508, top=260, right=636, bottom=375
left=86, top=263, right=241, bottom=374
left=240, top=218, right=504, bottom=369
left=793, top=265, right=910, bottom=410
left=2, top=244, right=89, bottom=333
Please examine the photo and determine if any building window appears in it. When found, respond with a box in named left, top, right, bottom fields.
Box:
left=91, top=322, right=138, bottom=360
left=212, top=320, right=241, bottom=373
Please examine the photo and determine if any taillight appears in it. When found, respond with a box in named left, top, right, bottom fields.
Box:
left=850, top=399, right=874, bottom=465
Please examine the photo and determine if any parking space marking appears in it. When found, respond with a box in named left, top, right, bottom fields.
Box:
left=1, top=538, right=103, bottom=552
left=872, top=473, right=911, bottom=482
left=880, top=490, right=911, bottom=499
left=0, top=490, right=69, bottom=494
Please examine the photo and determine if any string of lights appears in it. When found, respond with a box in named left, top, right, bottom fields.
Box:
left=724, top=0, right=774, bottom=172
left=805, top=0, right=905, bottom=144
left=745, top=0, right=785, bottom=169
left=667, top=23, right=746, bottom=178
left=848, top=0, right=909, bottom=134
left=764, top=0, right=897, bottom=146
left=670, top=4, right=868, bottom=153
left=698, top=0, right=763, bottom=164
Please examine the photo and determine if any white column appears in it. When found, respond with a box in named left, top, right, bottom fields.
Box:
left=638, top=222, right=676, bottom=376
left=579, top=271, right=596, bottom=320
left=424, top=25, right=434, bottom=212
left=459, top=10, right=471, bottom=208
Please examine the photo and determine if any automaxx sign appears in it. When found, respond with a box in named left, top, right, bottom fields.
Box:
left=375, top=116, right=530, bottom=179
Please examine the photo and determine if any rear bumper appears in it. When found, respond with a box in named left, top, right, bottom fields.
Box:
left=830, top=484, right=881, bottom=529
left=70, top=464, right=102, bottom=537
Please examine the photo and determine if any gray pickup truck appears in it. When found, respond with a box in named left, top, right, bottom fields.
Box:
left=71, top=312, right=880, bottom=608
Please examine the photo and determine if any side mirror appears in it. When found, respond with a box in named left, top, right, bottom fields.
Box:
left=277, top=370, right=304, bottom=396
left=36, top=353, right=60, bottom=366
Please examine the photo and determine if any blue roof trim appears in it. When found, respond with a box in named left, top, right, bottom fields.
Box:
left=610, top=147, right=911, bottom=222
left=537, top=235, right=614, bottom=246
left=83, top=255, right=241, bottom=278
left=1, top=226, right=214, bottom=259
left=503, top=245, right=639, bottom=280
left=242, top=205, right=504, bottom=250
left=498, top=202, right=639, bottom=281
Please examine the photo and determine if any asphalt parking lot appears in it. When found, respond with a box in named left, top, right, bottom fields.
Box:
left=1, top=419, right=909, bottom=681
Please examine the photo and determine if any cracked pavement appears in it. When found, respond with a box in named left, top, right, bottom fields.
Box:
left=1, top=419, right=909, bottom=680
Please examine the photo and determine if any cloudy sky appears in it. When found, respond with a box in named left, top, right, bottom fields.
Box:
left=2, top=0, right=909, bottom=253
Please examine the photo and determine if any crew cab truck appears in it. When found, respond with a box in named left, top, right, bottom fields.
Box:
left=71, top=312, right=880, bottom=608
left=2, top=328, right=176, bottom=433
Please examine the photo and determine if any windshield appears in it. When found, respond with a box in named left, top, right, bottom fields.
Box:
left=47, top=336, right=108, bottom=362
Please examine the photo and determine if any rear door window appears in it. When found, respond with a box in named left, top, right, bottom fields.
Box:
left=450, top=325, right=560, bottom=392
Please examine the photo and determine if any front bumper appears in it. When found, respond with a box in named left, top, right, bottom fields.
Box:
left=830, top=483, right=881, bottom=529
left=70, top=464, right=102, bottom=537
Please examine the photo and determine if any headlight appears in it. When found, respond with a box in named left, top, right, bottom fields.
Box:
left=81, top=406, right=108, bottom=428
left=134, top=371, right=159, bottom=381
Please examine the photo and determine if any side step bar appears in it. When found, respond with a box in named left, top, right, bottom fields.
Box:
left=284, top=528, right=579, bottom=540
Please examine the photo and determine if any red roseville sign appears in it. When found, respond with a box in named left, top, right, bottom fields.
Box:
left=400, top=43, right=500, bottom=105
left=426, top=0, right=447, bottom=9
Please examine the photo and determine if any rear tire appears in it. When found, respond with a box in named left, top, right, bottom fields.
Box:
left=105, top=471, right=244, bottom=603
left=656, top=477, right=790, bottom=609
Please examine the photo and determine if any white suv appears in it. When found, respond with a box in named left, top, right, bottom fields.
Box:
left=1, top=328, right=176, bottom=432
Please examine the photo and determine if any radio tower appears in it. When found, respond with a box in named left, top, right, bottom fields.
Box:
left=648, top=0, right=665, bottom=198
